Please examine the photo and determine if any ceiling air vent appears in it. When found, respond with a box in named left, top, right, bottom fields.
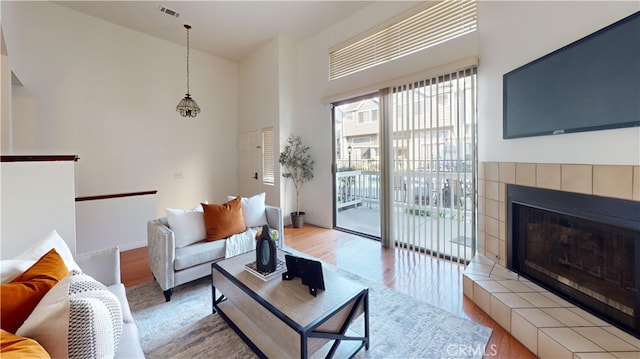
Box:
left=158, top=5, right=180, bottom=18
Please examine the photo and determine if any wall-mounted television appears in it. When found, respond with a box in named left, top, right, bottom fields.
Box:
left=503, top=12, right=639, bottom=139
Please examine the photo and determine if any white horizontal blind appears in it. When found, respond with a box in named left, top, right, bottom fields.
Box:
left=329, top=0, right=477, bottom=80
left=262, top=128, right=275, bottom=184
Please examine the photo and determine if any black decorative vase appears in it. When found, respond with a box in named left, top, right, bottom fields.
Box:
left=255, top=224, right=277, bottom=273
left=291, top=211, right=305, bottom=228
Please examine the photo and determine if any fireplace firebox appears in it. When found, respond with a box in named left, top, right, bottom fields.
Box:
left=507, top=185, right=640, bottom=337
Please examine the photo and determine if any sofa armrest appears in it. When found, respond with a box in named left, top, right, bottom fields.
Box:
left=76, top=247, right=121, bottom=286
left=147, top=219, right=176, bottom=291
left=265, top=205, right=284, bottom=247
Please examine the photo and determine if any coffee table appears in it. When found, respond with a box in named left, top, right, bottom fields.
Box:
left=211, top=250, right=369, bottom=358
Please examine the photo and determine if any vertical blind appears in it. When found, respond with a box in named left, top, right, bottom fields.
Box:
left=388, top=65, right=477, bottom=263
left=329, top=0, right=477, bottom=80
left=262, top=128, right=275, bottom=184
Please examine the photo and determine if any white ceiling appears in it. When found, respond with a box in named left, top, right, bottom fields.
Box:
left=55, top=1, right=373, bottom=62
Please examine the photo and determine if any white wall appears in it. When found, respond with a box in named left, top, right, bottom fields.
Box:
left=1, top=160, right=77, bottom=259
left=237, top=36, right=297, bottom=217
left=238, top=38, right=281, bottom=207
left=75, top=193, right=156, bottom=254
left=477, top=1, right=640, bottom=165
left=1, top=1, right=239, bottom=222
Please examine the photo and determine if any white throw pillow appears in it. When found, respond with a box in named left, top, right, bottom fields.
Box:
left=227, top=192, right=268, bottom=228
left=0, top=259, right=35, bottom=284
left=14, top=230, right=81, bottom=273
left=166, top=205, right=206, bottom=248
left=17, top=271, right=123, bottom=359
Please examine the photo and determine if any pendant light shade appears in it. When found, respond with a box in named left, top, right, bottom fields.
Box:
left=176, top=24, right=200, bottom=118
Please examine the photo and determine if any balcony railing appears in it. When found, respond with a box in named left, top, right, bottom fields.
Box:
left=336, top=169, right=472, bottom=210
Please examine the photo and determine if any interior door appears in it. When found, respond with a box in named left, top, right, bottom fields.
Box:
left=238, top=130, right=260, bottom=197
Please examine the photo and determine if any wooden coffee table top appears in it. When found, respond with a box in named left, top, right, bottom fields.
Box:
left=214, top=249, right=367, bottom=328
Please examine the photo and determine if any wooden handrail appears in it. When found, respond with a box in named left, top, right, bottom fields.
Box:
left=75, top=190, right=158, bottom=202
left=1, top=155, right=79, bottom=162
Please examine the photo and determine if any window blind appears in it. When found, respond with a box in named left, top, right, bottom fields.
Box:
left=262, top=128, right=275, bottom=184
left=388, top=65, right=477, bottom=263
left=329, top=0, right=477, bottom=80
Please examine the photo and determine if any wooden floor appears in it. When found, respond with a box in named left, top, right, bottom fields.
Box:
left=121, top=225, right=534, bottom=359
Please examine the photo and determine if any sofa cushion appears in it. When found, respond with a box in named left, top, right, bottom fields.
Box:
left=1, top=249, right=69, bottom=333
left=202, top=197, right=246, bottom=241
left=16, top=271, right=123, bottom=359
left=174, top=239, right=226, bottom=271
left=0, top=329, right=50, bottom=358
left=166, top=205, right=206, bottom=248
left=227, top=192, right=268, bottom=228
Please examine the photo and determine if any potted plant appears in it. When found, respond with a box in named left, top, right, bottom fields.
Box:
left=279, top=134, right=314, bottom=228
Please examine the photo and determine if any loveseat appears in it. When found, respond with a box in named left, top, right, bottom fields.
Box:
left=0, top=231, right=144, bottom=358
left=148, top=198, right=283, bottom=302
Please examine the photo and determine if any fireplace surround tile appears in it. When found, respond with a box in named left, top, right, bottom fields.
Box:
left=475, top=280, right=510, bottom=293
left=516, top=163, right=536, bottom=187
left=517, top=292, right=568, bottom=308
left=593, top=165, right=634, bottom=199
left=495, top=279, right=533, bottom=292
left=490, top=296, right=512, bottom=331
left=633, top=166, right=640, bottom=201
left=485, top=180, right=500, bottom=201
left=541, top=308, right=597, bottom=327
left=573, top=327, right=640, bottom=352
left=540, top=292, right=574, bottom=307
left=463, top=254, right=640, bottom=358
left=610, top=352, right=640, bottom=359
left=511, top=311, right=539, bottom=354
left=603, top=327, right=640, bottom=350
left=485, top=162, right=499, bottom=181
left=493, top=292, right=534, bottom=308
left=536, top=163, right=561, bottom=190
left=561, top=164, right=593, bottom=194
left=574, top=352, right=617, bottom=359
left=540, top=329, right=610, bottom=359
left=568, top=307, right=613, bottom=327
left=499, top=162, right=516, bottom=184
left=473, top=283, right=491, bottom=313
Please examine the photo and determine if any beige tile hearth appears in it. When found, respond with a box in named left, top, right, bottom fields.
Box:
left=463, top=254, right=640, bottom=358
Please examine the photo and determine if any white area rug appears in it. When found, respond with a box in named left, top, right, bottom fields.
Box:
left=127, top=261, right=492, bottom=358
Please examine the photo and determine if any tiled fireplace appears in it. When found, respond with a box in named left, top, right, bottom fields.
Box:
left=463, top=162, right=640, bottom=358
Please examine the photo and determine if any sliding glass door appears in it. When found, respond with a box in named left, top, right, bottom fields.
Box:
left=331, top=65, right=477, bottom=263
left=332, top=94, right=381, bottom=238
left=388, top=67, right=477, bottom=262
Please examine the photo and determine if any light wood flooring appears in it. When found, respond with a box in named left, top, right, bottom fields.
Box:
left=121, top=224, right=534, bottom=359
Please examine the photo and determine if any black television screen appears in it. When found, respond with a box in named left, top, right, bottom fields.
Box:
left=503, top=12, right=640, bottom=139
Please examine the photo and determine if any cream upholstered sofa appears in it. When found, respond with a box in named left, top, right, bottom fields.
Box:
left=76, top=247, right=144, bottom=358
left=1, top=231, right=143, bottom=358
left=147, top=201, right=283, bottom=301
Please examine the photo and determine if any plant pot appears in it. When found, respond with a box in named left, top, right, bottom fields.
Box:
left=291, top=211, right=305, bottom=228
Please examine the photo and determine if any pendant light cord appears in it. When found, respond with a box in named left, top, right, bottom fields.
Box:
left=185, top=24, right=191, bottom=95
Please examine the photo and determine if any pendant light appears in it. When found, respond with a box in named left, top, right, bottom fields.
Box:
left=176, top=24, right=201, bottom=118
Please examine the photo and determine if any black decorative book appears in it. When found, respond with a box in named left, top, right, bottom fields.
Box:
left=244, top=259, right=287, bottom=282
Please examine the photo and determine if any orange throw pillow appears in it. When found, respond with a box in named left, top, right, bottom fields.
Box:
left=1, top=249, right=69, bottom=333
left=0, top=329, right=50, bottom=358
left=202, top=197, right=246, bottom=241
